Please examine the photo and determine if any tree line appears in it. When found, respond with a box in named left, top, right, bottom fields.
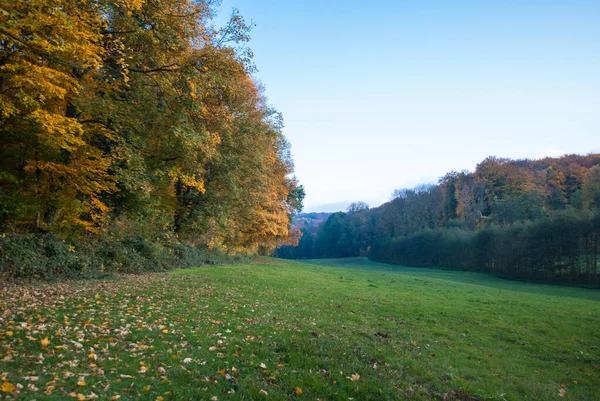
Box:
left=0, top=0, right=303, bottom=277
left=277, top=154, right=600, bottom=284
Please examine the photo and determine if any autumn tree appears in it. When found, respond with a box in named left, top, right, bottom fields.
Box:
left=582, top=166, right=600, bottom=211
left=0, top=0, right=304, bottom=255
left=283, top=154, right=600, bottom=283
left=0, top=0, right=114, bottom=232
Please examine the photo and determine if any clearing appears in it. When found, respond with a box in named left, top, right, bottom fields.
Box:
left=1, top=257, right=599, bottom=400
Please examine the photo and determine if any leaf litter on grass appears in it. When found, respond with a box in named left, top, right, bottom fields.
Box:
left=1, top=261, right=599, bottom=400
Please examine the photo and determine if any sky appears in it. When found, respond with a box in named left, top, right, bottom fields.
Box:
left=215, top=0, right=600, bottom=213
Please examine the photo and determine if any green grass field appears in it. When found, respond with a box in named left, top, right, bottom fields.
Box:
left=1, top=258, right=599, bottom=400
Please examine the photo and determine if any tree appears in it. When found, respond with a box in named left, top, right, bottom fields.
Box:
left=0, top=0, right=114, bottom=232
left=582, top=166, right=600, bottom=211
left=0, top=0, right=303, bottom=255
left=347, top=202, right=369, bottom=213
left=280, top=154, right=600, bottom=284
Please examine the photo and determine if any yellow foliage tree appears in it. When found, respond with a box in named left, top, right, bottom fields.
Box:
left=0, top=0, right=114, bottom=232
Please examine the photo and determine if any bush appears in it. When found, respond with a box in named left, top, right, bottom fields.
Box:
left=0, top=234, right=90, bottom=279
left=368, top=210, right=600, bottom=284
left=0, top=233, right=241, bottom=280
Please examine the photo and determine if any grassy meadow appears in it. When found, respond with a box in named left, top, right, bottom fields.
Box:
left=1, top=258, right=599, bottom=400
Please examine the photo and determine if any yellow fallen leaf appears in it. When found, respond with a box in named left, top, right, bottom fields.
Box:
left=142, top=385, right=150, bottom=392
left=77, top=381, right=87, bottom=387
left=162, top=329, right=169, bottom=334
left=350, top=373, right=360, bottom=381
left=41, top=337, right=50, bottom=349
left=217, top=369, right=226, bottom=374
left=156, top=397, right=164, bottom=401
left=1, top=381, right=16, bottom=393
left=295, top=386, right=303, bottom=395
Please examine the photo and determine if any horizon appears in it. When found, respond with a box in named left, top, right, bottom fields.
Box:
left=216, top=0, right=600, bottom=213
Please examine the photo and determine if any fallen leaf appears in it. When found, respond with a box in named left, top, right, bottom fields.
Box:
left=1, top=382, right=16, bottom=393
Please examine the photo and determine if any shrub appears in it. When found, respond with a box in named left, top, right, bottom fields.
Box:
left=0, top=233, right=241, bottom=280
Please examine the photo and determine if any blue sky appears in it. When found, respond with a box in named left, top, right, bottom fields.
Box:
left=215, top=0, right=600, bottom=213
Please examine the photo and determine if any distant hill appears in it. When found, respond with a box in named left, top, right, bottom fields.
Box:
left=275, top=212, right=331, bottom=258
left=292, top=212, right=331, bottom=231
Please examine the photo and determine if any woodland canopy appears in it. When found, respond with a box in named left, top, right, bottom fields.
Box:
left=277, top=154, right=600, bottom=284
left=0, top=0, right=303, bottom=277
